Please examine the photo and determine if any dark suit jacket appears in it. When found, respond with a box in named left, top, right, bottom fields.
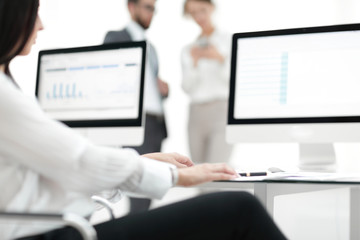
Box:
left=103, top=28, right=167, bottom=141
left=104, top=29, right=159, bottom=78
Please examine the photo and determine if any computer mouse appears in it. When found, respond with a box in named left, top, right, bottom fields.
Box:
left=268, top=167, right=285, bottom=173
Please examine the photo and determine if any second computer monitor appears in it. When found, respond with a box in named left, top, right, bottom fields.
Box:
left=36, top=41, right=146, bottom=146
left=227, top=24, right=360, bottom=170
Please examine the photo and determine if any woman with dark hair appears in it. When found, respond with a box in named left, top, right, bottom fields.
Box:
left=181, top=0, right=234, bottom=174
left=0, top=0, right=287, bottom=239
left=0, top=0, right=41, bottom=77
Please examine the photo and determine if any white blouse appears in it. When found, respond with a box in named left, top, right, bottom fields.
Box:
left=0, top=73, right=174, bottom=239
left=181, top=29, right=232, bottom=104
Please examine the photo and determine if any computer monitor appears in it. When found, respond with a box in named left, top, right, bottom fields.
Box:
left=227, top=24, right=360, bottom=171
left=35, top=41, right=146, bottom=146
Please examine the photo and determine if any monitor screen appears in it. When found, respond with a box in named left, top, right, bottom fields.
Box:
left=227, top=24, right=360, bottom=170
left=230, top=24, right=360, bottom=124
left=227, top=24, right=360, bottom=144
left=36, top=42, right=146, bottom=146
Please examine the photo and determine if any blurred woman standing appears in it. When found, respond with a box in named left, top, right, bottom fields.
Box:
left=181, top=0, right=233, bottom=166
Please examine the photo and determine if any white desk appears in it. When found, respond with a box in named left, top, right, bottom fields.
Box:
left=200, top=179, right=360, bottom=240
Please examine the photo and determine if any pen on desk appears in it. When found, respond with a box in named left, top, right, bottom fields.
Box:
left=239, top=172, right=268, bottom=177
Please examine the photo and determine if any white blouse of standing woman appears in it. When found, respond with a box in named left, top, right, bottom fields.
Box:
left=181, top=0, right=231, bottom=103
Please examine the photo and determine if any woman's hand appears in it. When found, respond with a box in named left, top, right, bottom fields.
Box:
left=177, top=163, right=239, bottom=187
left=142, top=152, right=194, bottom=168
left=191, top=45, right=225, bottom=67
left=191, top=46, right=202, bottom=67
left=203, top=45, right=225, bottom=62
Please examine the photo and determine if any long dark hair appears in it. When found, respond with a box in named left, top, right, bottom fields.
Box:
left=0, top=0, right=39, bottom=78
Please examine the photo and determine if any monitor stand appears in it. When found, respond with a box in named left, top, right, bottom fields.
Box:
left=298, top=143, right=337, bottom=172
left=75, top=128, right=143, bottom=147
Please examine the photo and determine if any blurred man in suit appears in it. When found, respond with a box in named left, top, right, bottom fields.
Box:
left=103, top=0, right=169, bottom=214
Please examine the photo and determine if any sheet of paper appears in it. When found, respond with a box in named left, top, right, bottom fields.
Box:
left=230, top=176, right=269, bottom=181
left=230, top=172, right=360, bottom=182
left=266, top=172, right=360, bottom=181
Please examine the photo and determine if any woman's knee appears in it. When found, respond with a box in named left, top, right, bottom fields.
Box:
left=209, top=191, right=263, bottom=213
left=210, top=191, right=255, bottom=202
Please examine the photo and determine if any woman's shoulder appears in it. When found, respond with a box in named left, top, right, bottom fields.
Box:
left=215, top=28, right=230, bottom=35
left=0, top=73, right=13, bottom=88
left=0, top=72, right=7, bottom=81
left=0, top=73, right=28, bottom=109
left=209, top=29, right=231, bottom=48
left=213, top=28, right=231, bottom=40
left=0, top=73, right=19, bottom=92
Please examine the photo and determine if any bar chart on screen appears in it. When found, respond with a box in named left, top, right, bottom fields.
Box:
left=37, top=46, right=144, bottom=121
left=41, top=61, right=140, bottom=111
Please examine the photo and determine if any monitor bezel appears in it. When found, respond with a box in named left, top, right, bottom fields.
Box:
left=228, top=23, right=360, bottom=125
left=35, top=41, right=146, bottom=128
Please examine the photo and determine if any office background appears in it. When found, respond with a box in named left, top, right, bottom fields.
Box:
left=8, top=0, right=360, bottom=239
left=11, top=0, right=360, bottom=172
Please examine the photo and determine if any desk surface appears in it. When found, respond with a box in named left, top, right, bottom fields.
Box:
left=218, top=178, right=360, bottom=185
left=202, top=172, right=360, bottom=240
left=215, top=172, right=360, bottom=185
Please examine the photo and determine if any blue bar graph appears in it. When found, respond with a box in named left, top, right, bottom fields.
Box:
left=66, top=84, right=70, bottom=98
left=53, top=84, right=57, bottom=99
left=59, top=83, right=63, bottom=98
left=72, top=83, right=76, bottom=98
left=44, top=62, right=125, bottom=101
left=48, top=83, right=83, bottom=100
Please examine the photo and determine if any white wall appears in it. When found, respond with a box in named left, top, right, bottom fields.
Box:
left=10, top=0, right=360, bottom=172
left=13, top=0, right=360, bottom=172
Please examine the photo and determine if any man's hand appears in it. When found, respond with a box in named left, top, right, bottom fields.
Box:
left=177, top=163, right=239, bottom=187
left=157, top=78, right=169, bottom=98
left=142, top=152, right=194, bottom=168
